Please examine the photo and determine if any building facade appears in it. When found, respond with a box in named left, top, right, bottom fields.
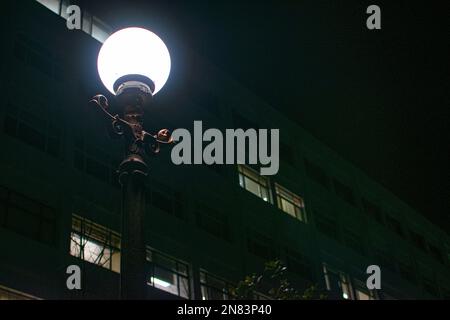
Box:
left=0, top=0, right=449, bottom=300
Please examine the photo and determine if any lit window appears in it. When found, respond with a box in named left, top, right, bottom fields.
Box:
left=82, top=11, right=93, bottom=34
left=353, top=281, right=377, bottom=300
left=147, top=249, right=190, bottom=299
left=36, top=0, right=61, bottom=15
left=92, top=17, right=111, bottom=43
left=323, top=264, right=352, bottom=300
left=200, top=271, right=232, bottom=300
left=70, top=215, right=121, bottom=273
left=0, top=286, right=38, bottom=300
left=60, top=0, right=70, bottom=20
left=355, top=289, right=371, bottom=300
left=275, top=184, right=306, bottom=222
left=238, top=165, right=271, bottom=202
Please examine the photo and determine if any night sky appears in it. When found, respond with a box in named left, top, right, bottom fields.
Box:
left=85, top=0, right=449, bottom=233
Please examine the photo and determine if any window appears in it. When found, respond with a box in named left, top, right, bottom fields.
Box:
left=70, top=215, right=121, bottom=273
left=195, top=204, right=230, bottom=241
left=35, top=0, right=111, bottom=44
left=60, top=0, right=70, bottom=20
left=82, top=11, right=93, bottom=34
left=355, top=288, right=371, bottom=300
left=352, top=279, right=377, bottom=300
left=304, top=160, right=331, bottom=190
left=238, top=165, right=271, bottom=202
left=36, top=0, right=61, bottom=14
left=232, top=112, right=259, bottom=130
left=275, top=184, right=306, bottom=222
left=146, top=249, right=190, bottom=299
left=342, top=228, right=365, bottom=256
left=285, top=249, right=314, bottom=281
left=423, top=277, right=439, bottom=297
left=280, top=143, right=295, bottom=166
left=323, top=264, right=352, bottom=300
left=148, top=182, right=184, bottom=220
left=192, top=90, right=221, bottom=117
left=314, top=210, right=340, bottom=241
left=428, top=243, right=444, bottom=264
left=385, top=215, right=405, bottom=238
left=92, top=17, right=111, bottom=43
left=73, top=136, right=120, bottom=188
left=247, top=230, right=278, bottom=261
left=13, top=32, right=64, bottom=80
left=373, top=247, right=396, bottom=273
left=7, top=38, right=65, bottom=157
left=0, top=186, right=58, bottom=246
left=332, top=178, right=355, bottom=206
left=410, top=231, right=427, bottom=252
left=361, top=198, right=384, bottom=225
left=0, top=286, right=38, bottom=300
left=397, top=260, right=417, bottom=284
left=200, top=271, right=232, bottom=300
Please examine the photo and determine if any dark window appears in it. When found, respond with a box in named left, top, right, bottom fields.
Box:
left=442, top=289, right=450, bottom=300
left=385, top=215, right=405, bottom=238
left=247, top=231, right=278, bottom=261
left=423, top=278, right=439, bottom=297
left=28, top=50, right=52, bottom=77
left=398, top=261, right=417, bottom=284
left=332, top=179, right=355, bottom=206
left=195, top=205, right=230, bottom=242
left=3, top=102, right=63, bottom=159
left=203, top=163, right=226, bottom=176
left=13, top=41, right=27, bottom=62
left=314, top=211, right=340, bottom=241
left=73, top=136, right=119, bottom=188
left=342, top=228, right=365, bottom=256
left=85, top=158, right=110, bottom=182
left=280, top=143, right=295, bottom=166
left=192, top=91, right=221, bottom=117
left=304, top=160, right=331, bottom=190
left=232, top=112, right=259, bottom=130
left=0, top=186, right=58, bottom=246
left=428, top=244, right=444, bottom=264
left=149, top=183, right=184, bottom=220
left=361, top=198, right=384, bottom=225
left=151, top=190, right=173, bottom=214
left=410, top=231, right=427, bottom=252
left=373, top=249, right=396, bottom=273
left=13, top=33, right=65, bottom=82
left=285, top=249, right=314, bottom=281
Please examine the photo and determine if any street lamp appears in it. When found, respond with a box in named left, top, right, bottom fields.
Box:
left=90, top=27, right=173, bottom=300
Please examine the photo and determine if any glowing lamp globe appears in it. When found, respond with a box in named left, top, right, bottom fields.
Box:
left=97, top=27, right=171, bottom=95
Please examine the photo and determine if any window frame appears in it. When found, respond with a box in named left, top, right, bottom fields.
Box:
left=200, top=270, right=233, bottom=300
left=274, top=183, right=307, bottom=222
left=69, top=215, right=121, bottom=273
left=146, top=248, right=190, bottom=299
left=238, top=164, right=272, bottom=203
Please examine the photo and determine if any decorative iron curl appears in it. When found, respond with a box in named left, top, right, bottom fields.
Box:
left=89, top=94, right=174, bottom=156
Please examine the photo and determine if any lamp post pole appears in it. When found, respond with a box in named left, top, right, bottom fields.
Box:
left=92, top=27, right=172, bottom=299
left=116, top=82, right=150, bottom=300
left=90, top=78, right=172, bottom=300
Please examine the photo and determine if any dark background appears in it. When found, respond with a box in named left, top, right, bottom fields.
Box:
left=84, top=0, right=449, bottom=233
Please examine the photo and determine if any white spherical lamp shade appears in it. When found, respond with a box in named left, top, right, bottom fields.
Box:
left=97, top=27, right=171, bottom=95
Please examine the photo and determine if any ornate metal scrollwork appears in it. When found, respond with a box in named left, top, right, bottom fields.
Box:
left=89, top=94, right=174, bottom=157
